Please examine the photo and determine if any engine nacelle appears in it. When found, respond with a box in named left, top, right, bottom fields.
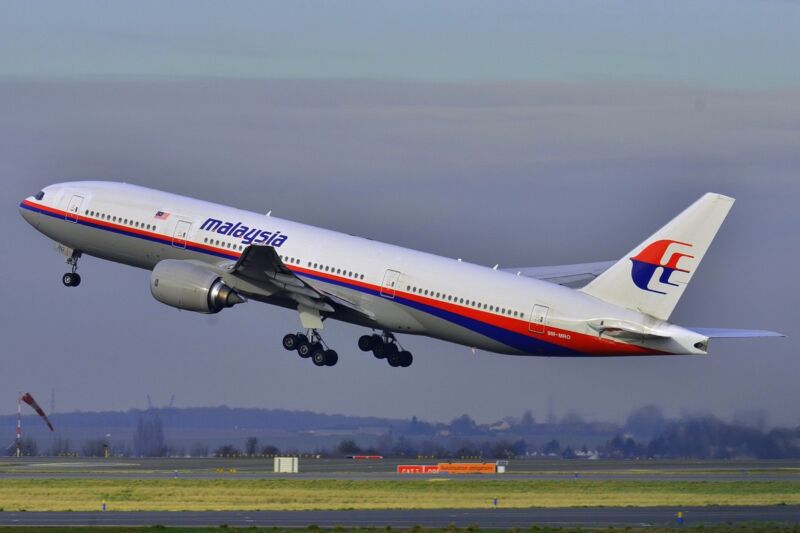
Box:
left=150, top=259, right=245, bottom=314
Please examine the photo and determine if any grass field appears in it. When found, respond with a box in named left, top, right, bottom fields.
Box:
left=0, top=479, right=798, bottom=512
left=0, top=523, right=800, bottom=533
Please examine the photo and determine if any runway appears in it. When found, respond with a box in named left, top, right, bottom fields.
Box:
left=2, top=457, right=799, bottom=482
left=0, top=507, right=798, bottom=528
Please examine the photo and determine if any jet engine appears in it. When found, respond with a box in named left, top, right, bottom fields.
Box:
left=150, top=259, right=245, bottom=313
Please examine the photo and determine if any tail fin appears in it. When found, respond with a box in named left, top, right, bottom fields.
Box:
left=580, top=193, right=735, bottom=320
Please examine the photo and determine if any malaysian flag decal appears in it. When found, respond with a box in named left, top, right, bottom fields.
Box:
left=154, top=211, right=170, bottom=220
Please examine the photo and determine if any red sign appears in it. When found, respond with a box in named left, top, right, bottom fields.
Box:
left=397, top=465, right=440, bottom=474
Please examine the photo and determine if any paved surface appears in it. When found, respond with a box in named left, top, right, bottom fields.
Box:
left=1, top=457, right=798, bottom=482
left=0, top=507, right=798, bottom=528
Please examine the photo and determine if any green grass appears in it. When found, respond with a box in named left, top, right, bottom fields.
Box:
left=0, top=479, right=798, bottom=511
left=0, top=527, right=799, bottom=533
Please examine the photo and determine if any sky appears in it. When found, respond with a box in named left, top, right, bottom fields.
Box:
left=1, top=1, right=798, bottom=426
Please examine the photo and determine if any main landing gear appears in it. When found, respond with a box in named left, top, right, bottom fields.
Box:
left=62, top=251, right=82, bottom=287
left=358, top=332, right=413, bottom=368
left=282, top=330, right=338, bottom=367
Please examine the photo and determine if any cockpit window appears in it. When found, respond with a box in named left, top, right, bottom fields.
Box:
left=34, top=191, right=45, bottom=201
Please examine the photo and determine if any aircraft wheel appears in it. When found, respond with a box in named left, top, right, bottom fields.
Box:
left=387, top=351, right=401, bottom=367
left=311, top=348, right=327, bottom=367
left=297, top=342, right=312, bottom=358
left=324, top=350, right=338, bottom=367
left=372, top=342, right=386, bottom=359
left=357, top=335, right=373, bottom=351
left=282, top=334, right=298, bottom=351
left=399, top=351, right=413, bottom=368
left=62, top=273, right=80, bottom=287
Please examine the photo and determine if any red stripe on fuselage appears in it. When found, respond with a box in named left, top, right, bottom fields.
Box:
left=22, top=199, right=663, bottom=356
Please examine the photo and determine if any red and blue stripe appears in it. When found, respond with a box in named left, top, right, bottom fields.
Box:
left=21, top=199, right=662, bottom=357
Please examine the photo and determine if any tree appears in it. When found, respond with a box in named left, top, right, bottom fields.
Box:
left=189, top=442, right=209, bottom=458
left=245, top=437, right=259, bottom=456
left=214, top=444, right=241, bottom=457
left=391, top=436, right=418, bottom=458
left=82, top=439, right=107, bottom=457
left=519, top=410, right=536, bottom=430
left=490, top=440, right=515, bottom=459
left=625, top=405, right=666, bottom=439
left=543, top=439, right=561, bottom=455
left=261, top=444, right=280, bottom=456
left=450, top=414, right=478, bottom=435
left=46, top=437, right=71, bottom=456
left=133, top=415, right=167, bottom=457
left=336, top=439, right=362, bottom=456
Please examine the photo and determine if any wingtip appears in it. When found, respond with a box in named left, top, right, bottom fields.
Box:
left=705, top=192, right=736, bottom=203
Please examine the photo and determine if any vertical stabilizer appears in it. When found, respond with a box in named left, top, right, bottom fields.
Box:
left=579, top=193, right=734, bottom=320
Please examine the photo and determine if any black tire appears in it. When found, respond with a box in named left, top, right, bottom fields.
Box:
left=311, top=349, right=327, bottom=367
left=357, top=335, right=373, bottom=352
left=296, top=334, right=309, bottom=344
left=297, top=342, right=312, bottom=358
left=71, top=273, right=81, bottom=286
left=324, top=350, right=339, bottom=367
left=370, top=334, right=382, bottom=347
left=372, top=343, right=386, bottom=359
left=387, top=351, right=401, bottom=367
left=282, top=334, right=298, bottom=351
left=62, top=273, right=74, bottom=287
left=399, top=351, right=413, bottom=368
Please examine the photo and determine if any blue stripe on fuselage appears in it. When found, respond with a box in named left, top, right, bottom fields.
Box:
left=22, top=201, right=579, bottom=355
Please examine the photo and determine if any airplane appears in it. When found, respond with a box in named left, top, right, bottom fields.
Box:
left=19, top=182, right=783, bottom=367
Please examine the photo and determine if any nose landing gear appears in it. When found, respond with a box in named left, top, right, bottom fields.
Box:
left=62, top=251, right=82, bottom=287
left=358, top=332, right=413, bottom=368
left=282, top=330, right=338, bottom=367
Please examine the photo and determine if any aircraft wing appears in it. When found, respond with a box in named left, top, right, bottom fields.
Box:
left=229, top=245, right=375, bottom=323
left=503, top=260, right=615, bottom=288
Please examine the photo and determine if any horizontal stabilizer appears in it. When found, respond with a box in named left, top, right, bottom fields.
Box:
left=691, top=328, right=785, bottom=339
left=504, top=260, right=614, bottom=288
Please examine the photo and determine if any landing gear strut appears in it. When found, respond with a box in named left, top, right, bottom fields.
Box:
left=62, top=251, right=82, bottom=287
left=358, top=332, right=413, bottom=368
left=282, top=330, right=338, bottom=367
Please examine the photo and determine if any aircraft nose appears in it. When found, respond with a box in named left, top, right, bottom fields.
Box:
left=19, top=199, right=36, bottom=226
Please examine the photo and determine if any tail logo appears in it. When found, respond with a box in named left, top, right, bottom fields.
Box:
left=630, top=239, right=694, bottom=295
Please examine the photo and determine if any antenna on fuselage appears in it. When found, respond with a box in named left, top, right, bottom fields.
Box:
left=265, top=210, right=272, bottom=217
left=492, top=264, right=499, bottom=270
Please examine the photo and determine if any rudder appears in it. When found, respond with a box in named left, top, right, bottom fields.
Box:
left=579, top=193, right=735, bottom=321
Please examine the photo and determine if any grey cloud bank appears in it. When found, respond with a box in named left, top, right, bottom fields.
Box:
left=0, top=79, right=797, bottom=425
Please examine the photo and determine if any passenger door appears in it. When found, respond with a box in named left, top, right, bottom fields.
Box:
left=380, top=269, right=401, bottom=299
left=65, top=195, right=84, bottom=223
left=529, top=304, right=549, bottom=334
left=171, top=220, right=192, bottom=249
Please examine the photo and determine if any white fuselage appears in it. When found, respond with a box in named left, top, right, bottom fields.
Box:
left=20, top=182, right=707, bottom=357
